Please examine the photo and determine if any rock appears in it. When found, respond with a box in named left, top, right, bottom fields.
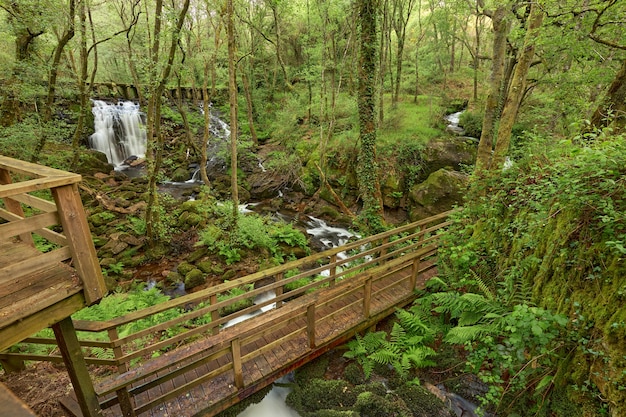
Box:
left=171, top=167, right=191, bottom=182
left=98, top=238, right=129, bottom=256
left=119, top=233, right=144, bottom=246
left=408, top=168, right=468, bottom=221
left=76, top=149, right=114, bottom=175
left=184, top=268, right=206, bottom=289
left=196, top=261, right=213, bottom=274
left=421, top=137, right=477, bottom=179
left=176, top=261, right=195, bottom=276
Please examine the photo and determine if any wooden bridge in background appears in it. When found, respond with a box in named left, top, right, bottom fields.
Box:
left=0, top=154, right=454, bottom=417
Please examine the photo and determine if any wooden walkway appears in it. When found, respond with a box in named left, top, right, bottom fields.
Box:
left=13, top=211, right=452, bottom=417
left=66, top=255, right=437, bottom=417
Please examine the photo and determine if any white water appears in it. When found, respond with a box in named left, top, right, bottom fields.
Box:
left=89, top=100, right=147, bottom=166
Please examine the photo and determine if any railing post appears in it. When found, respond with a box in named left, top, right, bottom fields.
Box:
left=52, top=317, right=103, bottom=417
left=232, top=339, right=244, bottom=389
left=363, top=277, right=372, bottom=318
left=307, top=304, right=316, bottom=349
left=329, top=254, right=337, bottom=286
left=52, top=184, right=106, bottom=305
left=275, top=272, right=284, bottom=308
left=378, top=237, right=389, bottom=263
left=210, top=294, right=220, bottom=335
left=411, top=257, right=421, bottom=290
left=108, top=328, right=129, bottom=374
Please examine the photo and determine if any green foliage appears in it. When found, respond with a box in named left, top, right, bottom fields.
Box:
left=197, top=200, right=308, bottom=264
left=435, top=130, right=626, bottom=414
left=458, top=111, right=482, bottom=138
left=344, top=307, right=436, bottom=379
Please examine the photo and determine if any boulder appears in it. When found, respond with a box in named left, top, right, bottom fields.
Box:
left=421, top=137, right=476, bottom=179
left=408, top=168, right=468, bottom=221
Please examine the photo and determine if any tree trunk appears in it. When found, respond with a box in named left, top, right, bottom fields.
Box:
left=357, top=0, right=384, bottom=231
left=31, top=0, right=77, bottom=162
left=474, top=6, right=509, bottom=173
left=588, top=58, right=626, bottom=132
left=70, top=0, right=88, bottom=171
left=241, top=69, right=258, bottom=146
left=492, top=3, right=544, bottom=169
left=227, top=0, right=239, bottom=224
left=145, top=0, right=190, bottom=245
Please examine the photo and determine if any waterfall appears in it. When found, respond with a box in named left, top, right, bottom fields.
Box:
left=89, top=100, right=147, bottom=166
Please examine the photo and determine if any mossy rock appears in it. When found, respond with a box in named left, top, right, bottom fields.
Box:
left=188, top=247, right=208, bottom=263
left=344, top=363, right=365, bottom=386
left=408, top=168, right=468, bottom=221
left=184, top=268, right=206, bottom=289
left=286, top=379, right=356, bottom=413
left=171, top=167, right=192, bottom=182
left=222, top=269, right=237, bottom=281
left=177, top=261, right=195, bottom=276
left=76, top=149, right=114, bottom=175
left=393, top=385, right=455, bottom=417
left=196, top=261, right=214, bottom=274
left=353, top=391, right=411, bottom=417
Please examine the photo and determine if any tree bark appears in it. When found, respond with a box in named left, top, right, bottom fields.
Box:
left=474, top=6, right=509, bottom=173
left=357, top=0, right=384, bottom=231
left=492, top=3, right=544, bottom=169
left=227, top=0, right=240, bottom=224
left=588, top=58, right=626, bottom=132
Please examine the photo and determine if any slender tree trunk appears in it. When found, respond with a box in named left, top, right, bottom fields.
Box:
left=474, top=6, right=508, bottom=173
left=241, top=69, right=258, bottom=146
left=492, top=3, right=544, bottom=169
left=31, top=0, right=76, bottom=162
left=145, top=0, right=190, bottom=244
left=357, top=0, right=384, bottom=231
left=70, top=0, right=88, bottom=171
left=227, top=0, right=239, bottom=224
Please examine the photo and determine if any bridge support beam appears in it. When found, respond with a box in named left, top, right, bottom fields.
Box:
left=52, top=317, right=102, bottom=417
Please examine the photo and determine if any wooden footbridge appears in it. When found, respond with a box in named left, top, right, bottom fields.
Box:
left=0, top=155, right=454, bottom=417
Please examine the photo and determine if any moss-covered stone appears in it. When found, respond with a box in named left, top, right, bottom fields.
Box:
left=353, top=391, right=411, bottom=417
left=196, top=260, right=214, bottom=274
left=408, top=168, right=468, bottom=220
left=184, top=268, right=205, bottom=289
left=393, top=385, right=455, bottom=417
left=176, top=261, right=195, bottom=276
left=286, top=379, right=356, bottom=413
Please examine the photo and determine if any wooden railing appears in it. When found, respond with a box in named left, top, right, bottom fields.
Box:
left=0, top=155, right=106, bottom=352
left=0, top=211, right=453, bottom=375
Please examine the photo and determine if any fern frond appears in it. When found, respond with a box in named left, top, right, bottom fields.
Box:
left=472, top=269, right=495, bottom=300
left=444, top=324, right=497, bottom=344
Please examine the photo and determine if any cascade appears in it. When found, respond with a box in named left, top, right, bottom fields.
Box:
left=89, top=100, right=147, bottom=166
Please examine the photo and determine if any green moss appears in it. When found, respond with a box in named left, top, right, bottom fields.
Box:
left=286, top=379, right=355, bottom=413
left=353, top=391, right=411, bottom=417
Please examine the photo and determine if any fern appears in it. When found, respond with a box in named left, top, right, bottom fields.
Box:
left=444, top=323, right=499, bottom=344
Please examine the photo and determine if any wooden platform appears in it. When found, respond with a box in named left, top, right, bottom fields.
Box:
left=0, top=239, right=84, bottom=350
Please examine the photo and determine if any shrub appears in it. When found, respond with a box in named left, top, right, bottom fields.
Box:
left=458, top=111, right=483, bottom=138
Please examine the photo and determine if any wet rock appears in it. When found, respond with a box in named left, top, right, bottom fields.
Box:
left=171, top=167, right=191, bottom=182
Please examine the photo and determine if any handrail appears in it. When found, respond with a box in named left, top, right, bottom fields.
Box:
left=1, top=211, right=453, bottom=373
